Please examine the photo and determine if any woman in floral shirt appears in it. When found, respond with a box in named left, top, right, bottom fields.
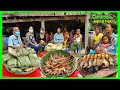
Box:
left=97, top=23, right=117, bottom=55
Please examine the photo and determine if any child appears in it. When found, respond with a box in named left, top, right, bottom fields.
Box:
left=96, top=35, right=111, bottom=53
left=69, top=40, right=79, bottom=55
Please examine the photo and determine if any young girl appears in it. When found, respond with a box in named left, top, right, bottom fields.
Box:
left=96, top=35, right=111, bottom=53
left=69, top=40, right=79, bottom=55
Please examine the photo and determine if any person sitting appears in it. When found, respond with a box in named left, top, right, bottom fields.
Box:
left=87, top=26, right=103, bottom=54
left=8, top=27, right=26, bottom=49
left=70, top=40, right=79, bottom=55
left=49, top=32, right=54, bottom=43
left=69, top=29, right=75, bottom=43
left=102, top=23, right=117, bottom=55
left=63, top=27, right=70, bottom=48
left=26, top=26, right=40, bottom=53
left=96, top=35, right=111, bottom=53
left=54, top=28, right=64, bottom=44
left=45, top=31, right=50, bottom=43
left=72, top=29, right=82, bottom=55
left=37, top=27, right=47, bottom=51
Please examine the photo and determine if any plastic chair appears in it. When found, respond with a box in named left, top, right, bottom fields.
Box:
left=4, top=37, right=9, bottom=46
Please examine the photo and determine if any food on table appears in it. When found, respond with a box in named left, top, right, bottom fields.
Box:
left=26, top=48, right=36, bottom=54
left=8, top=47, right=36, bottom=57
left=45, top=43, right=65, bottom=51
left=2, top=53, right=13, bottom=62
left=7, top=58, right=17, bottom=69
left=79, top=53, right=117, bottom=73
left=40, top=50, right=76, bottom=77
left=8, top=47, right=21, bottom=57
left=11, top=68, right=22, bottom=73
left=88, top=59, right=93, bottom=68
left=3, top=48, right=39, bottom=74
left=17, top=56, right=31, bottom=67
left=29, top=54, right=40, bottom=67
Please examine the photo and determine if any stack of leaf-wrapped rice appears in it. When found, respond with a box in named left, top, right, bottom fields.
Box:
left=2, top=47, right=40, bottom=74
left=45, top=43, right=66, bottom=51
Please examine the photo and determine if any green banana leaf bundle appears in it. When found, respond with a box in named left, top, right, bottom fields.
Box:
left=11, top=68, right=22, bottom=73
left=3, top=47, right=39, bottom=75
left=17, top=56, right=31, bottom=67
left=29, top=54, right=40, bottom=67
left=15, top=48, right=30, bottom=56
left=22, top=48, right=29, bottom=56
left=17, top=48, right=24, bottom=56
left=2, top=53, right=13, bottom=62
left=45, top=43, right=64, bottom=51
left=7, top=58, right=17, bottom=69
left=24, top=68, right=33, bottom=72
left=8, top=47, right=21, bottom=57
left=26, top=48, right=36, bottom=54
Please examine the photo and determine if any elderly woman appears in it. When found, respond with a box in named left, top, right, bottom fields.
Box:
left=70, top=29, right=82, bottom=56
left=26, top=26, right=40, bottom=52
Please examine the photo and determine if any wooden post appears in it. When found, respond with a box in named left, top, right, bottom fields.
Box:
left=41, top=20, right=45, bottom=31
left=85, top=14, right=89, bottom=53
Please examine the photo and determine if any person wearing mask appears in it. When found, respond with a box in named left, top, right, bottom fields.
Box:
left=54, top=28, right=64, bottom=44
left=8, top=27, right=26, bottom=49
left=38, top=27, right=46, bottom=51
left=26, top=26, right=40, bottom=52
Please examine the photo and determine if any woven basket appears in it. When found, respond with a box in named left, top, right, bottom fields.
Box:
left=40, top=50, right=78, bottom=77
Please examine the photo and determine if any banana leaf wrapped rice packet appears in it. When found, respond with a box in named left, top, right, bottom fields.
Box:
left=29, top=54, right=39, bottom=67
left=2, top=53, right=13, bottom=62
left=8, top=47, right=21, bottom=57
left=26, top=48, right=36, bottom=54
left=17, top=56, right=31, bottom=67
left=11, top=68, right=22, bottom=73
left=7, top=58, right=17, bottom=69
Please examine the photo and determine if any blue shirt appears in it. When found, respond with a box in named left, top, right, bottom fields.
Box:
left=54, top=33, right=64, bottom=43
left=8, top=35, right=22, bottom=47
